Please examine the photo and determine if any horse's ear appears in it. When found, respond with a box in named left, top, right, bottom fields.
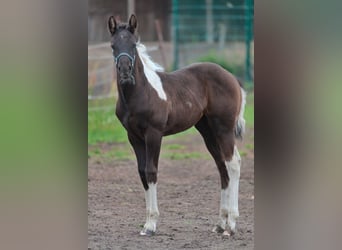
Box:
left=128, top=14, right=137, bottom=33
left=108, top=16, right=117, bottom=35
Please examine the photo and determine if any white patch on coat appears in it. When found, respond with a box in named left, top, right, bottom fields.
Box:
left=141, top=183, right=159, bottom=234
left=136, top=43, right=167, bottom=101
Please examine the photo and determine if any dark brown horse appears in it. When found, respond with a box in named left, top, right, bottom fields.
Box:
left=108, top=14, right=246, bottom=236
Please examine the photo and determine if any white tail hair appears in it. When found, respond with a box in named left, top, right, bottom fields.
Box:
left=235, top=87, right=246, bottom=139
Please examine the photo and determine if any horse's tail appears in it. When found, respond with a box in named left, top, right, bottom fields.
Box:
left=234, top=85, right=246, bottom=140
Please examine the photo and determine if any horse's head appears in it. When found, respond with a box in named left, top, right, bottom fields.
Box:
left=108, top=14, right=138, bottom=85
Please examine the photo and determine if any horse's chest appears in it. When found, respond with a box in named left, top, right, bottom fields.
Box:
left=118, top=112, right=147, bottom=137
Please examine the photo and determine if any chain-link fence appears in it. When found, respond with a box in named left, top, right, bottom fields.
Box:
left=172, top=0, right=254, bottom=82
left=88, top=0, right=254, bottom=111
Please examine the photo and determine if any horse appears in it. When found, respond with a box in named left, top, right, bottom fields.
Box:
left=108, top=14, right=246, bottom=237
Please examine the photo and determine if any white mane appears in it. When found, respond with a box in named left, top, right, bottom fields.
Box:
left=136, top=43, right=164, bottom=72
left=136, top=43, right=167, bottom=100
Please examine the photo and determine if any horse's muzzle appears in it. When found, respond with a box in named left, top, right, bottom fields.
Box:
left=119, top=74, right=135, bottom=85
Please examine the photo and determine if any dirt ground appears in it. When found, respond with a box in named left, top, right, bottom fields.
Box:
left=88, top=129, right=254, bottom=250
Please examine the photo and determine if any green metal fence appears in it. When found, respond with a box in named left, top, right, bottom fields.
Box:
left=172, top=0, right=254, bottom=82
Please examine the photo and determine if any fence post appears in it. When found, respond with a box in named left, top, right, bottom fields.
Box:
left=172, top=0, right=179, bottom=70
left=127, top=0, right=135, bottom=17
left=206, top=0, right=214, bottom=44
left=155, top=19, right=167, bottom=69
left=245, top=0, right=253, bottom=82
left=218, top=23, right=226, bottom=51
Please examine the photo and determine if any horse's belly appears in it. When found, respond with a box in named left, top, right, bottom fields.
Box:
left=163, top=109, right=203, bottom=136
left=163, top=123, right=196, bottom=136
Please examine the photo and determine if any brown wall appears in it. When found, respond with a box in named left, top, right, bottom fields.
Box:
left=88, top=0, right=171, bottom=42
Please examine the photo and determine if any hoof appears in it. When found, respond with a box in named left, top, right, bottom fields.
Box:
left=140, top=228, right=155, bottom=236
left=222, top=230, right=231, bottom=237
left=229, top=228, right=237, bottom=236
left=212, top=225, right=224, bottom=234
left=213, top=225, right=236, bottom=237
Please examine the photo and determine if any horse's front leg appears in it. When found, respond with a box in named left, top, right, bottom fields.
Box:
left=128, top=133, right=148, bottom=190
left=140, top=127, right=162, bottom=236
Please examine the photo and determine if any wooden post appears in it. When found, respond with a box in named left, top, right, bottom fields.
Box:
left=172, top=0, right=179, bottom=70
left=245, top=0, right=252, bottom=82
left=206, top=0, right=214, bottom=44
left=218, top=23, right=226, bottom=51
left=155, top=19, right=167, bottom=69
left=127, top=0, right=135, bottom=17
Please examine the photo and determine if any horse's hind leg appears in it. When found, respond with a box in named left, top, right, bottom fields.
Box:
left=196, top=117, right=241, bottom=235
left=195, top=117, right=231, bottom=234
left=215, top=126, right=241, bottom=235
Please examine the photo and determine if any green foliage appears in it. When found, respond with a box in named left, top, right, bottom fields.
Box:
left=165, top=144, right=185, bottom=150
left=197, top=52, right=244, bottom=77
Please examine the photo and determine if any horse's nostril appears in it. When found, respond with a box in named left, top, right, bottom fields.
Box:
left=128, top=65, right=132, bottom=71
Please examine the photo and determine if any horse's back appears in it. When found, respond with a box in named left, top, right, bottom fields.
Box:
left=184, top=62, right=242, bottom=118
left=158, top=62, right=242, bottom=133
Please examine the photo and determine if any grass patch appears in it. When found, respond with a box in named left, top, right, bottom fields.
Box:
left=161, top=152, right=205, bottom=160
left=240, top=151, right=247, bottom=157
left=165, top=144, right=185, bottom=150
left=245, top=143, right=254, bottom=150
left=88, top=147, right=101, bottom=158
left=88, top=146, right=134, bottom=161
left=244, top=93, right=254, bottom=127
left=88, top=106, right=128, bottom=144
left=103, top=149, right=133, bottom=160
left=165, top=127, right=198, bottom=140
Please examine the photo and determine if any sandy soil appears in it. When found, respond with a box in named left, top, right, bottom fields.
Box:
left=88, top=130, right=254, bottom=250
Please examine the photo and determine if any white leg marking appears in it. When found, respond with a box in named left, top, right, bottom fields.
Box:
left=144, top=187, right=151, bottom=228
left=226, top=146, right=241, bottom=232
left=219, top=188, right=229, bottom=230
left=141, top=183, right=159, bottom=235
left=213, top=147, right=241, bottom=235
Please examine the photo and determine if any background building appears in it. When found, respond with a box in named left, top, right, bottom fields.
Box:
left=88, top=0, right=172, bottom=42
